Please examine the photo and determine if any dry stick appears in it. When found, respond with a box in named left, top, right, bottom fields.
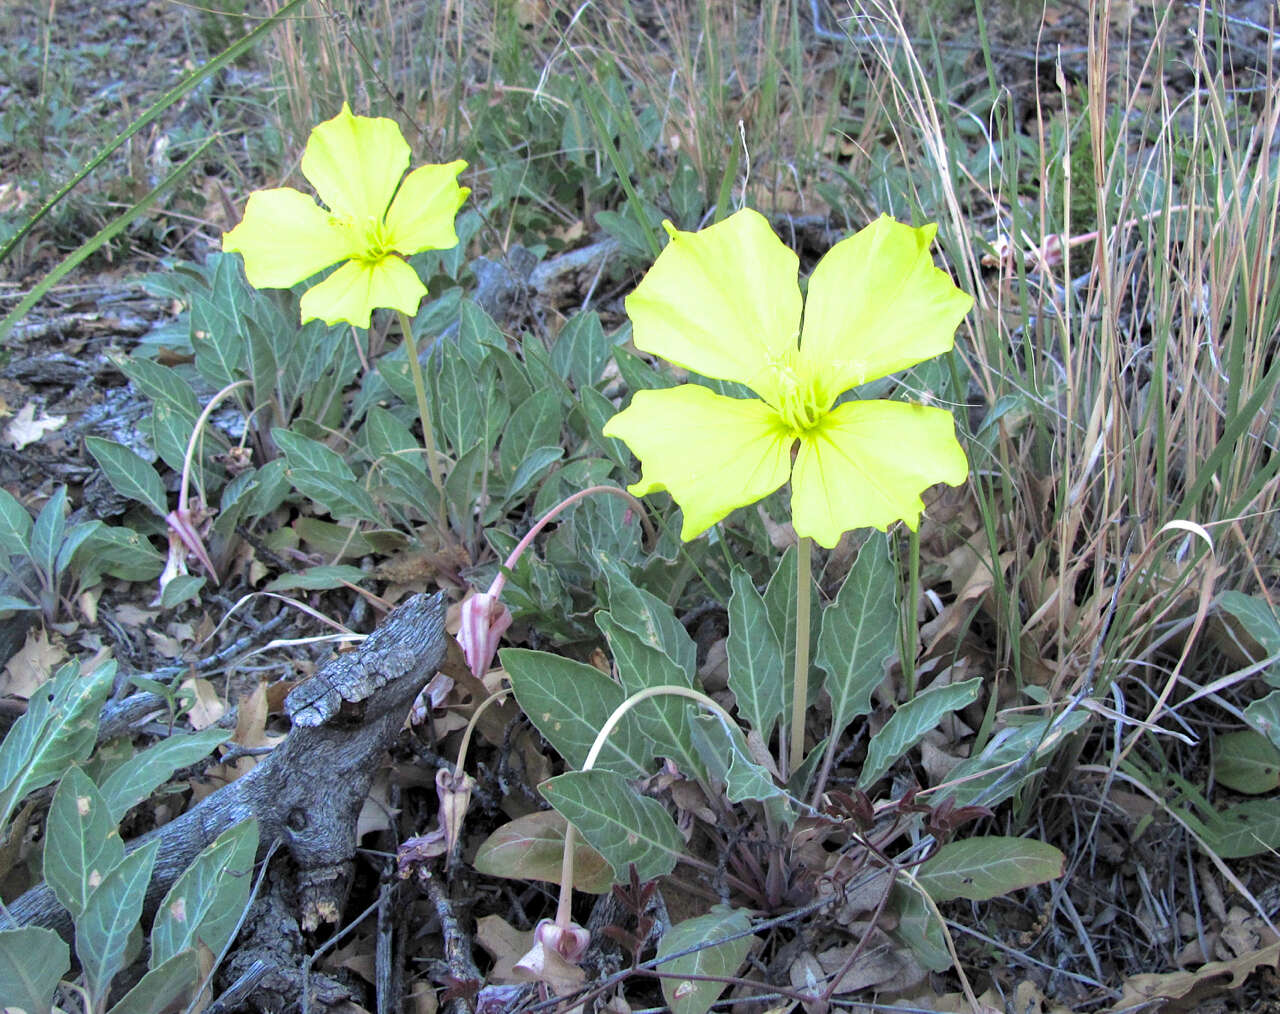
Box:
left=421, top=866, right=482, bottom=1013
left=4, top=593, right=447, bottom=941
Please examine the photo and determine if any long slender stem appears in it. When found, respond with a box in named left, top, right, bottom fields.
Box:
left=904, top=528, right=920, bottom=700
left=395, top=309, right=446, bottom=518
left=555, top=684, right=739, bottom=930
left=788, top=537, right=813, bottom=777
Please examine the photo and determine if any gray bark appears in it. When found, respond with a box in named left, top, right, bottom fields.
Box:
left=3, top=592, right=447, bottom=940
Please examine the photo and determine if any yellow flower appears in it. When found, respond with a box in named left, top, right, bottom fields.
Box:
left=222, top=103, right=469, bottom=328
left=601, top=209, right=972, bottom=549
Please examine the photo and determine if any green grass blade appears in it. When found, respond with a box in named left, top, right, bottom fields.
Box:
left=0, top=0, right=308, bottom=266
left=0, top=136, right=214, bottom=343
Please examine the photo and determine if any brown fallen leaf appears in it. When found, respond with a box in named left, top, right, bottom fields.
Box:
left=1111, top=940, right=1280, bottom=1011
left=5, top=402, right=66, bottom=449
left=476, top=914, right=535, bottom=983
left=2, top=627, right=67, bottom=699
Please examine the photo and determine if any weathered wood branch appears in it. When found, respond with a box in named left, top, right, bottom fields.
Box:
left=4, top=593, right=447, bottom=940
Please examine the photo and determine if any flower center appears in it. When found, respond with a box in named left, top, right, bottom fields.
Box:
left=333, top=214, right=394, bottom=264
left=760, top=348, right=823, bottom=434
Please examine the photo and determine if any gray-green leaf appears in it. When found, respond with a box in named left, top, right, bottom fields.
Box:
left=100, top=728, right=231, bottom=823
left=0, top=659, right=115, bottom=828
left=859, top=678, right=982, bottom=788
left=0, top=926, right=69, bottom=1014
left=816, top=536, right=897, bottom=746
left=915, top=836, right=1064, bottom=902
left=540, top=769, right=684, bottom=883
left=655, top=906, right=755, bottom=1014
left=727, top=568, right=785, bottom=741
left=85, top=437, right=168, bottom=517
left=106, top=948, right=199, bottom=1014
left=77, top=839, right=160, bottom=1006
left=503, top=648, right=649, bottom=776
left=45, top=765, right=125, bottom=919
left=151, top=818, right=258, bottom=967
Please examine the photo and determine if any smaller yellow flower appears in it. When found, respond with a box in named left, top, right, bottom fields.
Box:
left=222, top=103, right=469, bottom=329
left=602, top=209, right=972, bottom=549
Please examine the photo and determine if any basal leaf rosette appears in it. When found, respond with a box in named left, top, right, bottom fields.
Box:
left=222, top=103, right=469, bottom=329
left=602, top=209, right=972, bottom=549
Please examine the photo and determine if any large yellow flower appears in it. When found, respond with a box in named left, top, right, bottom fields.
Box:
left=222, top=103, right=468, bottom=328
left=602, top=209, right=971, bottom=549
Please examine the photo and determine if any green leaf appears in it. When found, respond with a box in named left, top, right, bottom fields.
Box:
left=860, top=678, right=983, bottom=788
left=689, top=714, right=793, bottom=823
left=100, top=728, right=231, bottom=823
left=0, top=926, right=70, bottom=1014
left=152, top=819, right=258, bottom=967
left=1245, top=690, right=1280, bottom=752
left=889, top=884, right=951, bottom=972
left=45, top=766, right=125, bottom=920
left=505, top=445, right=564, bottom=504
left=118, top=358, right=201, bottom=417
left=56, top=520, right=103, bottom=580
left=940, top=710, right=1090, bottom=808
left=85, top=438, right=168, bottom=517
left=502, top=648, right=649, bottom=777
left=915, top=836, right=1064, bottom=903
left=0, top=594, right=38, bottom=612
left=287, top=467, right=382, bottom=523
left=146, top=400, right=204, bottom=475
left=764, top=543, right=819, bottom=730
left=597, top=554, right=697, bottom=679
left=273, top=428, right=351, bottom=476
left=0, top=659, right=115, bottom=827
left=242, top=458, right=291, bottom=518
left=1214, top=730, right=1280, bottom=794
left=551, top=311, right=610, bottom=389
left=433, top=344, right=485, bottom=455
left=264, top=564, right=370, bottom=592
left=596, top=612, right=703, bottom=778
left=816, top=536, right=897, bottom=744
left=540, top=769, right=684, bottom=883
left=655, top=906, right=755, bottom=1014
left=106, top=948, right=199, bottom=1014
left=727, top=568, right=785, bottom=741
left=76, top=526, right=165, bottom=584
left=499, top=391, right=563, bottom=481
left=160, top=575, right=206, bottom=609
left=29, top=486, right=68, bottom=580
left=458, top=299, right=504, bottom=364
left=473, top=811, right=613, bottom=893
left=78, top=839, right=160, bottom=1006
left=1219, top=591, right=1280, bottom=685
left=0, top=487, right=33, bottom=560
left=1189, top=800, right=1280, bottom=858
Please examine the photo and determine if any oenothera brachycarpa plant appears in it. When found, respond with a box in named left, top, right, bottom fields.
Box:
left=440, top=210, right=1069, bottom=1011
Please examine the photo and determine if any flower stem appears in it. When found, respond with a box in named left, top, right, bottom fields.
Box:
left=486, top=484, right=653, bottom=601
left=395, top=309, right=446, bottom=519
left=555, top=683, right=738, bottom=931
left=904, top=528, right=920, bottom=700
left=787, top=537, right=812, bottom=777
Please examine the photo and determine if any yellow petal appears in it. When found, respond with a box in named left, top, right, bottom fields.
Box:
left=222, top=188, right=357, bottom=289
left=298, top=255, right=427, bottom=329
left=300, top=103, right=409, bottom=220
left=790, top=399, right=967, bottom=547
left=799, top=216, right=973, bottom=409
left=602, top=385, right=794, bottom=541
left=623, top=208, right=802, bottom=401
left=384, top=161, right=470, bottom=255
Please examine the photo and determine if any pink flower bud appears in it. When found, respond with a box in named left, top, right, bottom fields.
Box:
left=457, top=591, right=513, bottom=678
